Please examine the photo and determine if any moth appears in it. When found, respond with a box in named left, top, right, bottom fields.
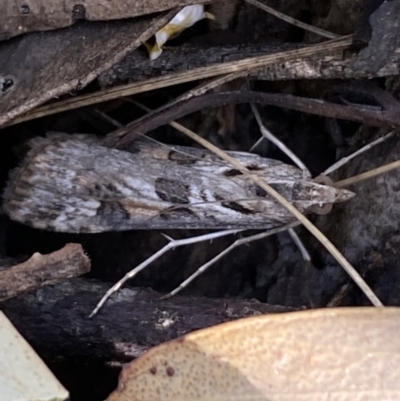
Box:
left=3, top=134, right=354, bottom=233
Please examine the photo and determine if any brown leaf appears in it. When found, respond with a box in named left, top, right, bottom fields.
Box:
left=1, top=0, right=209, bottom=40
left=107, top=307, right=400, bottom=401
left=0, top=12, right=175, bottom=127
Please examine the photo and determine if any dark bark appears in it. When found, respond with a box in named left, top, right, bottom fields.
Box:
left=0, top=278, right=295, bottom=363
left=5, top=36, right=354, bottom=127
left=351, top=0, right=400, bottom=73
left=99, top=40, right=400, bottom=88
left=109, top=90, right=400, bottom=149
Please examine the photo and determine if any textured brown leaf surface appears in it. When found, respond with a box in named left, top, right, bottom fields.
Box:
left=107, top=307, right=400, bottom=401
left=1, top=0, right=209, bottom=40
left=0, top=12, right=175, bottom=127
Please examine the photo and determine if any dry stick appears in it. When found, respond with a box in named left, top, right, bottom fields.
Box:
left=161, top=119, right=382, bottom=307
left=176, top=28, right=344, bottom=103
left=176, top=73, right=245, bottom=103
left=92, top=99, right=324, bottom=313
left=113, top=90, right=400, bottom=149
left=161, top=222, right=300, bottom=299
left=131, top=35, right=353, bottom=112
left=323, top=130, right=397, bottom=175
left=121, top=101, right=382, bottom=306
left=136, top=102, right=309, bottom=298
left=93, top=109, right=123, bottom=128
left=335, top=159, right=400, bottom=188
left=0, top=243, right=90, bottom=302
left=244, top=0, right=339, bottom=39
left=127, top=112, right=398, bottom=304
left=93, top=103, right=388, bottom=313
left=90, top=229, right=241, bottom=317
left=7, top=35, right=353, bottom=126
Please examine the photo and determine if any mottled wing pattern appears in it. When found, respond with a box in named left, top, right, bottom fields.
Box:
left=3, top=137, right=351, bottom=233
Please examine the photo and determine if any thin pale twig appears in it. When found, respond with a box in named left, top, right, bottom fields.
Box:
left=90, top=229, right=241, bottom=317
left=288, top=228, right=311, bottom=262
left=176, top=73, right=245, bottom=102
left=116, top=101, right=382, bottom=306
left=7, top=36, right=352, bottom=126
left=323, top=130, right=397, bottom=175
left=244, top=0, right=339, bottom=39
left=93, top=109, right=123, bottom=128
left=163, top=115, right=382, bottom=307
left=92, top=95, right=386, bottom=314
left=245, top=99, right=314, bottom=263
left=335, top=159, right=400, bottom=188
left=161, top=222, right=300, bottom=299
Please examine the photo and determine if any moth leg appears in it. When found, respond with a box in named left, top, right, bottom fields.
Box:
left=322, top=130, right=396, bottom=176
left=249, top=98, right=311, bottom=178
left=90, top=230, right=240, bottom=317
left=161, top=222, right=299, bottom=300
left=288, top=228, right=310, bottom=262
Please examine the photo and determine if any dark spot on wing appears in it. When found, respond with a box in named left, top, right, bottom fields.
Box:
left=155, top=178, right=190, bottom=204
left=105, top=183, right=118, bottom=192
left=36, top=210, right=59, bottom=222
left=292, top=181, right=305, bottom=200
left=222, top=201, right=255, bottom=214
left=223, top=169, right=242, bottom=177
left=97, top=200, right=130, bottom=227
left=255, top=185, right=267, bottom=197
left=199, top=188, right=224, bottom=203
left=88, top=182, right=119, bottom=198
left=247, top=164, right=264, bottom=171
left=159, top=207, right=198, bottom=220
left=168, top=150, right=196, bottom=165
left=126, top=144, right=141, bottom=154
left=72, top=4, right=86, bottom=21
left=224, top=165, right=264, bottom=177
left=200, top=188, right=208, bottom=203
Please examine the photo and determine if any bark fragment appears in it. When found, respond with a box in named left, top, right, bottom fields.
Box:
left=0, top=243, right=90, bottom=301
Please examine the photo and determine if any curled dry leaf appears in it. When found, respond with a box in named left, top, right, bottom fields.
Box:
left=107, top=307, right=400, bottom=401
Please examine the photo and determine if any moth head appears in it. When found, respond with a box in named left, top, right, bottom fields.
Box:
left=308, top=175, right=355, bottom=215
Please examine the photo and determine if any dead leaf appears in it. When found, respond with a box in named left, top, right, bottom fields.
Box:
left=107, top=307, right=400, bottom=401
left=0, top=311, right=69, bottom=401
left=1, top=0, right=209, bottom=40
left=0, top=12, right=174, bottom=127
